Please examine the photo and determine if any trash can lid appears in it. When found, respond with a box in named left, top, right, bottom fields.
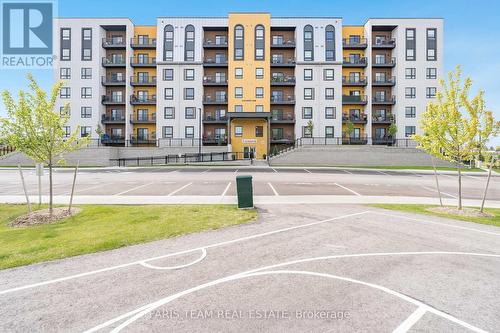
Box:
left=236, top=175, right=252, bottom=180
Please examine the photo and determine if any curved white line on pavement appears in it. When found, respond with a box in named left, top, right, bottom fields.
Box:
left=139, top=248, right=207, bottom=270
left=87, top=252, right=497, bottom=333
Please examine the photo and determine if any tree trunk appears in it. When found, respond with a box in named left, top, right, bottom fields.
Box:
left=68, top=161, right=79, bottom=213
left=480, top=156, right=495, bottom=213
left=431, top=156, right=443, bottom=206
left=457, top=162, right=462, bottom=210
left=49, top=162, right=53, bottom=216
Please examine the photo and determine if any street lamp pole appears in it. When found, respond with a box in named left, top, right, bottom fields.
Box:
left=198, top=108, right=202, bottom=158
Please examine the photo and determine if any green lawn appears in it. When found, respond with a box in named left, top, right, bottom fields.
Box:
left=370, top=204, right=500, bottom=227
left=0, top=204, right=256, bottom=270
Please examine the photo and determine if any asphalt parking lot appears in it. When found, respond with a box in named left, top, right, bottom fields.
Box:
left=0, top=204, right=499, bottom=332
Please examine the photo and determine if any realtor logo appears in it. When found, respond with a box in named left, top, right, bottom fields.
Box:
left=1, top=0, right=56, bottom=68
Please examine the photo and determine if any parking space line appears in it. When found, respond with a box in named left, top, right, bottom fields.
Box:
left=376, top=170, right=390, bottom=176
left=304, top=169, right=312, bottom=173
left=393, top=307, right=427, bottom=333
left=167, top=182, right=193, bottom=196
left=342, top=169, right=353, bottom=175
left=234, top=169, right=238, bottom=174
left=201, top=169, right=210, bottom=173
left=334, top=182, right=361, bottom=196
left=271, top=168, right=278, bottom=173
left=221, top=182, right=231, bottom=197
left=268, top=182, right=279, bottom=196
left=422, top=186, right=458, bottom=199
left=113, top=182, right=155, bottom=196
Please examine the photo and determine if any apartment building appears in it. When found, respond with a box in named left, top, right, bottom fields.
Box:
left=53, top=14, right=443, bottom=159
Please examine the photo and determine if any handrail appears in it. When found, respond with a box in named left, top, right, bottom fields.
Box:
left=110, top=152, right=248, bottom=167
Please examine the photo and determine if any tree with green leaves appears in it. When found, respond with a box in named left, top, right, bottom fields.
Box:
left=413, top=65, right=496, bottom=210
left=0, top=74, right=89, bottom=215
left=306, top=120, right=314, bottom=137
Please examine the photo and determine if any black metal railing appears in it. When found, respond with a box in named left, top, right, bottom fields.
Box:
left=203, top=95, right=228, bottom=103
left=343, top=57, right=367, bottom=65
left=372, top=38, right=396, bottom=47
left=373, top=57, right=396, bottom=66
left=342, top=95, right=367, bottom=103
left=130, top=37, right=156, bottom=47
left=102, top=95, right=125, bottom=103
left=203, top=57, right=228, bottom=64
left=342, top=38, right=368, bottom=48
left=130, top=95, right=156, bottom=103
left=130, top=76, right=157, bottom=85
left=0, top=146, right=15, bottom=156
left=271, top=76, right=296, bottom=84
left=203, top=136, right=228, bottom=145
left=342, top=114, right=368, bottom=122
left=271, top=113, right=295, bottom=121
left=271, top=58, right=296, bottom=65
left=271, top=95, right=295, bottom=103
left=130, top=57, right=156, bottom=66
left=101, top=76, right=126, bottom=85
left=111, top=152, right=247, bottom=167
left=101, top=114, right=125, bottom=122
left=130, top=113, right=156, bottom=123
left=203, top=115, right=227, bottom=121
left=372, top=95, right=396, bottom=104
left=372, top=76, right=396, bottom=85
left=102, top=38, right=126, bottom=47
left=102, top=57, right=125, bottom=65
left=203, top=76, right=228, bottom=84
left=342, top=76, right=367, bottom=85
left=271, top=39, right=296, bottom=47
left=203, top=38, right=228, bottom=46
left=372, top=114, right=395, bottom=122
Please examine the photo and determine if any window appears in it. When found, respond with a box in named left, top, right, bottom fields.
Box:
left=405, top=87, right=416, bottom=99
left=426, top=87, right=437, bottom=98
left=255, top=105, right=264, bottom=112
left=405, top=68, right=416, bottom=79
left=255, top=68, right=264, bottom=79
left=255, top=126, right=264, bottom=137
left=184, top=88, right=194, bottom=100
left=184, top=25, right=195, bottom=61
left=234, top=25, right=244, bottom=60
left=234, top=105, right=243, bottom=113
left=405, top=106, right=416, bottom=118
left=304, top=69, right=313, bottom=81
left=325, top=107, right=336, bottom=119
left=325, top=126, right=334, bottom=138
left=235, top=87, right=243, bottom=98
left=81, top=107, right=92, bottom=118
left=235, top=126, right=243, bottom=137
left=164, top=107, right=175, bottom=119
left=164, top=88, right=174, bottom=100
left=255, top=25, right=265, bottom=60
left=60, top=28, right=71, bottom=61
left=60, top=68, right=71, bottom=79
left=302, top=126, right=312, bottom=138
left=63, top=126, right=71, bottom=137
left=325, top=88, right=334, bottom=100
left=185, top=107, right=196, bottom=119
left=325, top=25, right=336, bottom=61
left=405, top=28, right=416, bottom=61
left=185, top=126, right=194, bottom=138
left=304, top=25, right=314, bottom=61
left=164, top=68, right=174, bottom=81
left=60, top=106, right=70, bottom=116
left=163, top=25, right=174, bottom=61
left=235, top=68, right=243, bottom=79
left=302, top=107, right=313, bottom=119
left=81, top=28, right=92, bottom=60
left=163, top=126, right=173, bottom=138
left=304, top=88, right=314, bottom=100
left=272, top=128, right=283, bottom=140
left=375, top=54, right=386, bottom=65
left=184, top=69, right=195, bottom=81
left=81, top=68, right=92, bottom=79
left=426, top=28, right=437, bottom=61
left=81, top=87, right=92, bottom=99
left=81, top=126, right=91, bottom=137
left=426, top=68, right=437, bottom=79
left=405, top=126, right=416, bottom=137
left=324, top=69, right=334, bottom=81
left=256, top=87, right=264, bottom=99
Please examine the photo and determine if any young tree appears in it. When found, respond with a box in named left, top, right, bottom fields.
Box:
left=0, top=74, right=88, bottom=215
left=306, top=120, right=314, bottom=138
left=413, top=66, right=482, bottom=210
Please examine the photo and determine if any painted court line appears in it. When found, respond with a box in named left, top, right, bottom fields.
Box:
left=221, top=182, right=231, bottom=197
left=393, top=306, right=427, bottom=333
left=113, top=182, right=155, bottom=196
left=167, top=182, right=193, bottom=196
left=268, top=182, right=279, bottom=196
left=0, top=211, right=369, bottom=295
left=334, top=182, right=361, bottom=196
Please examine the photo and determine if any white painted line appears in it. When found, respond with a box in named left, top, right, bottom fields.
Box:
left=268, top=182, right=279, bottom=196
left=201, top=169, right=210, bottom=173
left=410, top=172, right=423, bottom=178
left=304, top=168, right=312, bottom=173
left=377, top=170, right=390, bottom=176
left=113, top=182, right=155, bottom=196
left=234, top=169, right=238, bottom=174
left=221, top=182, right=231, bottom=197
left=167, top=182, right=193, bottom=196
left=440, top=173, right=455, bottom=179
left=393, top=306, right=427, bottom=333
left=139, top=248, right=207, bottom=270
left=271, top=168, right=278, bottom=173
left=0, top=211, right=369, bottom=295
left=422, top=186, right=458, bottom=199
left=334, top=182, right=361, bottom=196
left=342, top=169, right=353, bottom=174
left=324, top=244, right=347, bottom=249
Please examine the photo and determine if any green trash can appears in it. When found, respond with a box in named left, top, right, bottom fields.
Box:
left=236, top=175, right=253, bottom=209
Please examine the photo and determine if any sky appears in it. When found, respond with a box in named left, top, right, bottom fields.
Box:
left=0, top=0, right=499, bottom=146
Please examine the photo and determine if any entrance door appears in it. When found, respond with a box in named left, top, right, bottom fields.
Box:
left=243, top=147, right=256, bottom=159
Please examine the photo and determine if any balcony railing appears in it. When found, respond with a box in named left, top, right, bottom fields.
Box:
left=102, top=95, right=125, bottom=104
left=130, top=76, right=157, bottom=85
left=102, top=38, right=126, bottom=48
left=372, top=114, right=395, bottom=123
left=271, top=136, right=294, bottom=143
left=102, top=57, right=126, bottom=66
left=342, top=76, right=367, bottom=85
left=271, top=95, right=295, bottom=103
left=372, top=95, right=396, bottom=104
left=342, top=113, right=367, bottom=123
left=101, top=76, right=126, bottom=85
left=372, top=57, right=396, bottom=66
left=130, top=57, right=156, bottom=66
left=203, top=114, right=227, bottom=122
left=271, top=58, right=296, bottom=66
left=130, top=134, right=157, bottom=143
left=372, top=76, right=396, bottom=85
left=372, top=136, right=396, bottom=145
left=271, top=113, right=295, bottom=122
left=203, top=38, right=228, bottom=47
left=271, top=76, right=296, bottom=85
left=342, top=38, right=368, bottom=48
left=130, top=113, right=156, bottom=123
left=271, top=39, right=296, bottom=47
left=203, top=57, right=228, bottom=65
left=130, top=37, right=156, bottom=48
left=203, top=136, right=228, bottom=145
left=342, top=135, right=369, bottom=145
left=342, top=95, right=368, bottom=104
left=203, top=76, right=228, bottom=84
left=101, top=114, right=125, bottom=123
left=203, top=95, right=228, bottom=103
left=343, top=57, right=367, bottom=66
left=130, top=95, right=156, bottom=104
left=372, top=38, right=396, bottom=48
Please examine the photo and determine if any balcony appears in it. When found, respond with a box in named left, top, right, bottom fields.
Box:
left=271, top=136, right=294, bottom=144
left=101, top=76, right=126, bottom=86
left=342, top=38, right=368, bottom=49
left=342, top=113, right=368, bottom=124
left=203, top=136, right=228, bottom=145
left=203, top=95, right=228, bottom=104
left=372, top=76, right=396, bottom=86
left=102, top=95, right=125, bottom=105
left=372, top=95, right=396, bottom=105
left=101, top=135, right=126, bottom=145
left=372, top=114, right=395, bottom=124
left=270, top=113, right=295, bottom=123
left=203, top=57, right=228, bottom=67
left=342, top=95, right=368, bottom=105
left=343, top=57, right=367, bottom=67
left=342, top=76, right=367, bottom=86
left=271, top=95, right=295, bottom=104
left=130, top=76, right=157, bottom=86
left=372, top=38, right=396, bottom=49
left=130, top=37, right=156, bottom=49
left=203, top=76, right=228, bottom=86
left=372, top=57, right=396, bottom=68
left=372, top=136, right=396, bottom=145
left=130, top=57, right=156, bottom=67
left=271, top=76, right=296, bottom=86
left=102, top=38, right=126, bottom=48
left=203, top=38, right=228, bottom=48
left=271, top=58, right=296, bottom=67
left=129, top=134, right=157, bottom=145
left=130, top=113, right=156, bottom=124
left=271, top=39, right=296, bottom=48
left=102, top=57, right=126, bottom=67
left=101, top=114, right=125, bottom=124
left=130, top=95, right=156, bottom=105
left=203, top=114, right=227, bottom=123
left=342, top=135, right=368, bottom=145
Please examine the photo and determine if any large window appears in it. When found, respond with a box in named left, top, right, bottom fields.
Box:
left=405, top=126, right=416, bottom=137
left=60, top=68, right=71, bottom=79
left=81, top=107, right=92, bottom=118
left=405, top=68, right=416, bottom=79
left=325, top=107, right=336, bottom=119
left=185, top=126, right=194, bottom=138
left=405, top=87, right=416, bottom=99
left=184, top=88, right=194, bottom=100
left=304, top=88, right=314, bottom=100
left=163, top=126, right=173, bottom=138
left=234, top=25, right=244, bottom=60
left=81, top=68, right=92, bottom=79
left=406, top=28, right=416, bottom=61
left=426, top=68, right=437, bottom=79
left=325, top=25, right=335, bottom=61
left=325, top=126, right=334, bottom=138
left=60, top=28, right=71, bottom=61
left=255, top=25, right=265, bottom=60
left=303, top=25, right=314, bottom=61
left=81, top=87, right=92, bottom=99
left=164, top=107, right=175, bottom=119
left=325, top=88, right=334, bottom=100
left=164, top=88, right=174, bottom=100
left=185, top=107, right=196, bottom=119
left=405, top=106, right=416, bottom=118
left=324, top=69, right=334, bottom=81
left=184, top=25, right=195, bottom=61
left=81, top=28, right=92, bottom=61
left=163, top=68, right=174, bottom=81
left=163, top=25, right=174, bottom=61
left=304, top=69, right=313, bottom=81
left=426, top=28, right=437, bottom=61
left=426, top=87, right=437, bottom=98
left=302, top=107, right=313, bottom=119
